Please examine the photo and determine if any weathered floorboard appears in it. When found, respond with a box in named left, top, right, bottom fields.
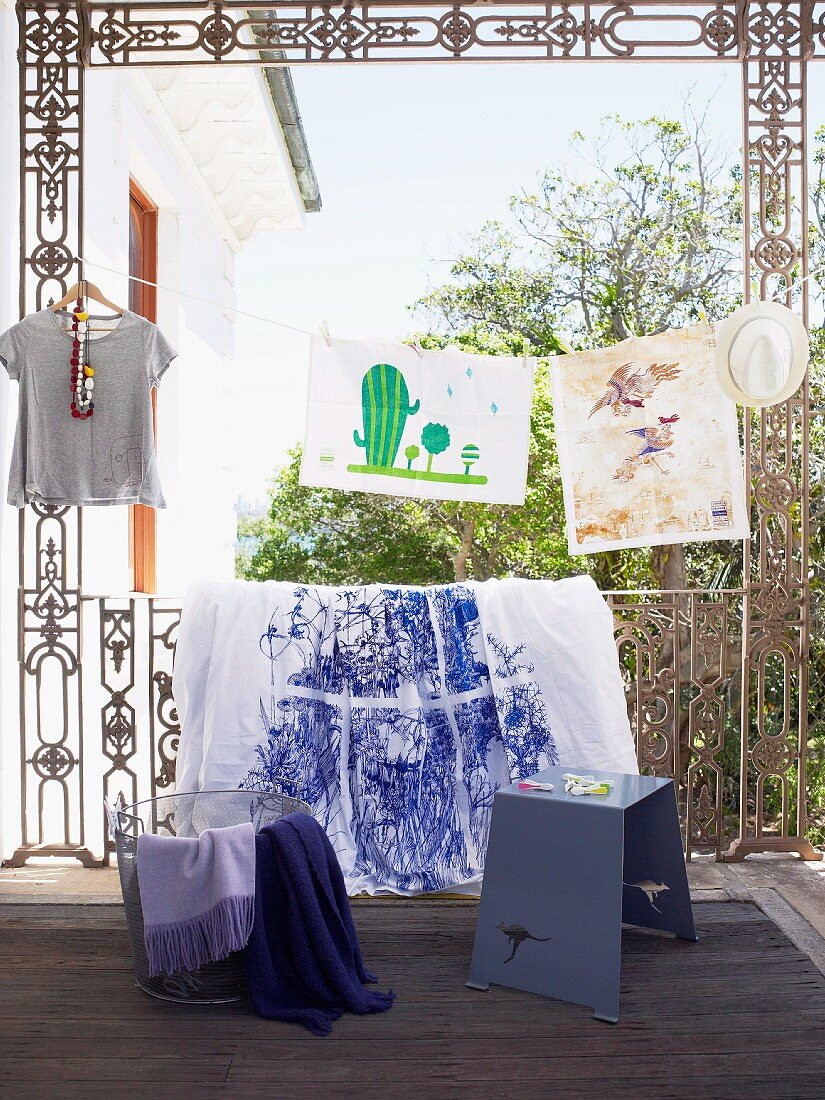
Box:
left=1, top=901, right=823, bottom=1098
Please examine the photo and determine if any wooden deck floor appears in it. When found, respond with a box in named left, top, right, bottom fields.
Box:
left=2, top=901, right=824, bottom=1098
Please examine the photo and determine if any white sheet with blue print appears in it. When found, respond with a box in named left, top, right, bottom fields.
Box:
left=173, top=576, right=637, bottom=895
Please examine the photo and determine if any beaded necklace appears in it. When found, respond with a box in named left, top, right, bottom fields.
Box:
left=69, top=296, right=95, bottom=419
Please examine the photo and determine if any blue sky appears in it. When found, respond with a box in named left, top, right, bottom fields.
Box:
left=232, top=62, right=744, bottom=502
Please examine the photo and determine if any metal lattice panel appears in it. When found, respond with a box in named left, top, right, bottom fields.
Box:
left=83, top=1, right=747, bottom=66
left=727, top=7, right=818, bottom=859
left=8, top=504, right=99, bottom=866
left=100, top=601, right=136, bottom=859
left=19, top=2, right=84, bottom=309
left=10, top=0, right=823, bottom=864
left=149, top=602, right=180, bottom=806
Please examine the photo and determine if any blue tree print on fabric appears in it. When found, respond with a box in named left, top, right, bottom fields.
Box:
left=260, top=586, right=342, bottom=693
left=242, top=581, right=561, bottom=893
left=453, top=696, right=507, bottom=853
left=430, top=585, right=489, bottom=695
left=335, top=588, right=399, bottom=697
left=496, top=682, right=559, bottom=778
left=335, top=588, right=441, bottom=699
left=486, top=633, right=535, bottom=679
left=387, top=589, right=441, bottom=699
left=348, top=706, right=472, bottom=893
left=240, top=696, right=342, bottom=830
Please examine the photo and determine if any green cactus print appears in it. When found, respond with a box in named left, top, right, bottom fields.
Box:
left=347, top=361, right=488, bottom=488
left=353, top=363, right=420, bottom=468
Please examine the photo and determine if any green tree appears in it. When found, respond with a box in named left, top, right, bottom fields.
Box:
left=416, top=111, right=742, bottom=591
left=421, top=422, right=450, bottom=472
left=404, top=443, right=420, bottom=470
left=241, top=111, right=742, bottom=590
left=238, top=450, right=455, bottom=586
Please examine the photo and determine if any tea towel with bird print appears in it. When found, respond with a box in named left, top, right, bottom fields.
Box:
left=550, top=325, right=749, bottom=554
left=172, top=577, right=637, bottom=897
left=301, top=335, right=534, bottom=505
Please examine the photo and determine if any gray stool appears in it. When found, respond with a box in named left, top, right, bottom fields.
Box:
left=466, top=766, right=696, bottom=1023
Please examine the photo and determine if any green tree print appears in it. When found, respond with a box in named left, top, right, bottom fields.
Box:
left=421, top=423, right=450, bottom=473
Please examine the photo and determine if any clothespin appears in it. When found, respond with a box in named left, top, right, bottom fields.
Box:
left=103, top=791, right=127, bottom=839
left=563, top=773, right=613, bottom=796
left=518, top=779, right=554, bottom=793
left=697, top=305, right=719, bottom=343
left=319, top=321, right=332, bottom=347
left=411, top=337, right=424, bottom=358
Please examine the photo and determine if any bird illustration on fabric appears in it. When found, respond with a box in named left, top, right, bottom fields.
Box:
left=613, top=415, right=680, bottom=483
left=588, top=361, right=681, bottom=419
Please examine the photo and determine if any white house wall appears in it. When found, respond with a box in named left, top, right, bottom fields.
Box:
left=81, top=69, right=238, bottom=596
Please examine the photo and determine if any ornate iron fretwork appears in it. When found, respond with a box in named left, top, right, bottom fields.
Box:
left=19, top=0, right=84, bottom=309
left=725, top=1, right=819, bottom=860
left=84, top=2, right=747, bottom=66
left=8, top=505, right=99, bottom=866
left=610, top=593, right=681, bottom=779
left=149, top=604, right=181, bottom=804
left=11, top=0, right=823, bottom=866
left=100, top=601, right=136, bottom=859
left=608, top=590, right=744, bottom=857
left=686, top=593, right=743, bottom=857
left=14, top=2, right=90, bottom=867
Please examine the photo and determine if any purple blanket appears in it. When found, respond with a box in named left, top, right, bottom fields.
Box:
left=136, top=822, right=255, bottom=978
left=244, top=814, right=394, bottom=1035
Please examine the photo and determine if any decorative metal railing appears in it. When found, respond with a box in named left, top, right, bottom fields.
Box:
left=8, top=0, right=824, bottom=867
left=11, top=508, right=181, bottom=865
left=608, top=590, right=747, bottom=860
left=7, top=577, right=800, bottom=866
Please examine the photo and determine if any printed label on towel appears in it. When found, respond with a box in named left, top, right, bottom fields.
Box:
left=711, top=496, right=732, bottom=529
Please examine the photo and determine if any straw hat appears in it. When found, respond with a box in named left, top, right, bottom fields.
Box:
left=714, top=301, right=809, bottom=407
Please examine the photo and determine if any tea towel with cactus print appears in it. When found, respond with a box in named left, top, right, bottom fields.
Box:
left=301, top=335, right=534, bottom=505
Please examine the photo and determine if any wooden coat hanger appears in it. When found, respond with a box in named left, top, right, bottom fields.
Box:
left=51, top=279, right=125, bottom=331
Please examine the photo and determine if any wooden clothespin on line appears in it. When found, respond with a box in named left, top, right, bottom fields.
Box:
left=51, top=278, right=125, bottom=331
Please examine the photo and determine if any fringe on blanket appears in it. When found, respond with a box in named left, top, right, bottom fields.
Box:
left=144, top=894, right=255, bottom=978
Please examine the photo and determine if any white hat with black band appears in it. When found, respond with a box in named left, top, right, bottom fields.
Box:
left=714, top=300, right=809, bottom=408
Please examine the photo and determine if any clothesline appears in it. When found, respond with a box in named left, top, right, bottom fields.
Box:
left=768, top=268, right=822, bottom=303
left=75, top=255, right=820, bottom=349
left=76, top=256, right=316, bottom=339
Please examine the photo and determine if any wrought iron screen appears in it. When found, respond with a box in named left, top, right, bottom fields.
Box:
left=9, top=0, right=824, bottom=866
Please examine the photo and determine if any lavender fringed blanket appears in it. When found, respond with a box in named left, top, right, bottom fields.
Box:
left=136, top=823, right=255, bottom=978
left=244, top=814, right=394, bottom=1035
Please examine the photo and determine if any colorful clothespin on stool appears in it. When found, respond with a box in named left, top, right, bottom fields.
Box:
left=563, top=773, right=614, bottom=796
left=518, top=779, right=555, bottom=792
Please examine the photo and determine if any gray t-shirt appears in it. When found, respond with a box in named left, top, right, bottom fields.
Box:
left=0, top=308, right=176, bottom=508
